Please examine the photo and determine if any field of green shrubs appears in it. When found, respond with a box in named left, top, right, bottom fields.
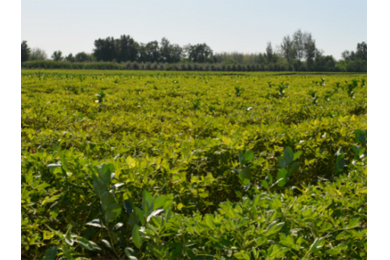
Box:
left=21, top=70, right=367, bottom=259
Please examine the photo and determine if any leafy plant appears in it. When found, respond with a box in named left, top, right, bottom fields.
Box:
left=235, top=86, right=244, bottom=96
left=308, top=90, right=318, bottom=105
left=95, top=91, right=106, bottom=103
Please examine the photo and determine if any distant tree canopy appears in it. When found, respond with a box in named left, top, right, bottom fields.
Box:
left=342, top=42, right=367, bottom=61
left=29, top=48, right=48, bottom=61
left=51, top=50, right=63, bottom=61
left=21, top=41, right=31, bottom=62
left=185, top=43, right=214, bottom=63
left=21, top=31, right=367, bottom=72
left=92, top=35, right=184, bottom=63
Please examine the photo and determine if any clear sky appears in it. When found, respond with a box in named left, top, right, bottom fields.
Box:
left=21, top=0, right=367, bottom=60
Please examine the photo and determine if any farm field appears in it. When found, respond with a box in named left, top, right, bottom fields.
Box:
left=21, top=70, right=367, bottom=259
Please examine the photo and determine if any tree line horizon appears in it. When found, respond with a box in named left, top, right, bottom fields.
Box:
left=21, top=29, right=367, bottom=72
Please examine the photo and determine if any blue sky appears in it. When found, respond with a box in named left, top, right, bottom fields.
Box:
left=21, top=0, right=367, bottom=60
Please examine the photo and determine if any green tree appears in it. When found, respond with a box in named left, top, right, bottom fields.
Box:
left=29, top=48, right=47, bottom=61
left=187, top=43, right=214, bottom=63
left=138, top=41, right=160, bottom=62
left=51, top=50, right=63, bottom=61
left=21, top=41, right=30, bottom=62
left=293, top=29, right=305, bottom=61
left=75, top=52, right=92, bottom=62
left=160, top=37, right=182, bottom=63
left=266, top=42, right=273, bottom=64
left=65, top=53, right=75, bottom=62
left=303, top=33, right=316, bottom=70
left=280, top=35, right=296, bottom=64
left=93, top=37, right=117, bottom=62
left=356, top=42, right=367, bottom=61
left=117, top=35, right=139, bottom=62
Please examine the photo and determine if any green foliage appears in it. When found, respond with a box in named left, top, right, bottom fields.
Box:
left=21, top=40, right=31, bottom=62
left=21, top=70, right=366, bottom=259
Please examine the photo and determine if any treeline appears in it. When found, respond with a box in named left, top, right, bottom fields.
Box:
left=21, top=30, right=367, bottom=72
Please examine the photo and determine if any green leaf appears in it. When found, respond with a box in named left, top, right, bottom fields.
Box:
left=335, top=155, right=345, bottom=172
left=99, top=164, right=114, bottom=185
left=153, top=196, right=167, bottom=210
left=204, top=214, right=215, bottom=229
left=105, top=204, right=122, bottom=223
left=127, top=212, right=138, bottom=228
left=278, top=157, right=287, bottom=169
left=264, top=221, right=285, bottom=237
left=135, top=207, right=145, bottom=226
left=93, top=174, right=106, bottom=198
left=320, top=223, right=332, bottom=232
left=43, top=246, right=57, bottom=260
left=262, top=180, right=269, bottom=189
left=43, top=231, right=54, bottom=240
left=287, top=161, right=301, bottom=177
left=101, top=191, right=116, bottom=210
left=283, top=147, right=294, bottom=164
left=293, top=151, right=303, bottom=160
left=336, top=231, right=350, bottom=240
left=243, top=150, right=254, bottom=164
left=108, top=231, right=118, bottom=244
left=267, top=173, right=273, bottom=184
left=276, top=169, right=288, bottom=187
left=355, top=129, right=367, bottom=145
left=347, top=218, right=360, bottom=229
left=234, top=250, right=251, bottom=260
left=327, top=243, right=348, bottom=255
left=238, top=151, right=244, bottom=166
left=240, top=167, right=252, bottom=181
left=132, top=225, right=143, bottom=249
left=351, top=145, right=360, bottom=156
left=126, top=156, right=137, bottom=168
left=60, top=154, right=69, bottom=169
left=184, top=247, right=196, bottom=259
left=123, top=200, right=133, bottom=215
left=308, top=238, right=325, bottom=256
left=279, top=234, right=296, bottom=249
left=142, top=190, right=154, bottom=215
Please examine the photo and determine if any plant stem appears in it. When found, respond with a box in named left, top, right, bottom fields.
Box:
left=104, top=218, right=121, bottom=259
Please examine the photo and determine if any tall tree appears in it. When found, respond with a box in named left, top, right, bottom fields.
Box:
left=293, top=29, right=305, bottom=61
left=75, top=52, right=93, bottom=62
left=341, top=50, right=351, bottom=60
left=280, top=35, right=296, bottom=63
left=117, top=35, right=139, bottom=62
left=187, top=43, right=214, bottom=63
left=266, top=42, right=273, bottom=63
left=65, top=53, right=75, bottom=62
left=21, top=41, right=30, bottom=62
left=303, top=33, right=316, bottom=69
left=51, top=51, right=63, bottom=61
left=356, top=42, right=367, bottom=61
left=93, top=37, right=117, bottom=62
left=29, top=48, right=47, bottom=61
left=138, top=41, right=160, bottom=62
left=159, top=37, right=182, bottom=63
left=170, top=44, right=183, bottom=63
